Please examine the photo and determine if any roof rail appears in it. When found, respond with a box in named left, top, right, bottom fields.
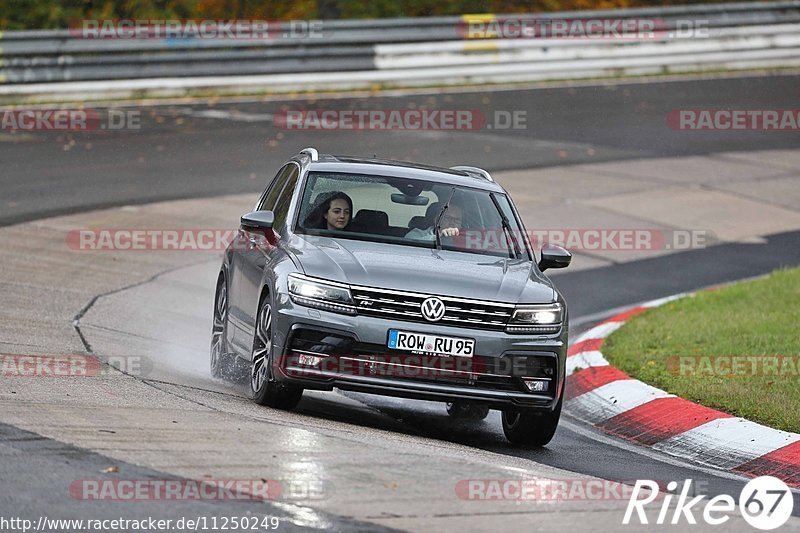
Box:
left=450, top=165, right=494, bottom=182
left=299, top=147, right=319, bottom=161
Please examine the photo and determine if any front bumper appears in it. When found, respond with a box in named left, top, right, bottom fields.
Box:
left=270, top=294, right=567, bottom=410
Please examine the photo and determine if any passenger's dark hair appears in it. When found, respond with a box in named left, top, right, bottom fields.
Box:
left=303, top=191, right=354, bottom=230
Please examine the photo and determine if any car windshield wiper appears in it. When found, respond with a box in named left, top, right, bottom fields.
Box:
left=432, top=187, right=456, bottom=251
left=490, top=193, right=522, bottom=259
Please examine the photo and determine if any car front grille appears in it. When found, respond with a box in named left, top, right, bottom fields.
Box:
left=350, top=284, right=514, bottom=331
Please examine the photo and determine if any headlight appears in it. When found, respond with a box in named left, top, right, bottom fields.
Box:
left=506, top=303, right=563, bottom=334
left=288, top=274, right=356, bottom=315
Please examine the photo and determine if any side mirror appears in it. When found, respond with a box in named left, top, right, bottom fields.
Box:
left=538, top=243, right=571, bottom=272
left=241, top=211, right=275, bottom=231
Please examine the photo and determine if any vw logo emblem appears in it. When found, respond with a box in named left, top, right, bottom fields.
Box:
left=421, top=297, right=446, bottom=322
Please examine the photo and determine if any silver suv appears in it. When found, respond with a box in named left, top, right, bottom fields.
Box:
left=211, top=148, right=571, bottom=446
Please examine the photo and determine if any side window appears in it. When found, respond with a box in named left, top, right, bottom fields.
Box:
left=258, top=164, right=294, bottom=212
left=272, top=166, right=300, bottom=230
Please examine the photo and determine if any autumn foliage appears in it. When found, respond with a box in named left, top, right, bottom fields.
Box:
left=2, top=0, right=735, bottom=30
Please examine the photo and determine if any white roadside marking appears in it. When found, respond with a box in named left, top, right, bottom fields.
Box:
left=573, top=321, right=624, bottom=343
left=566, top=350, right=609, bottom=375
left=566, top=379, right=674, bottom=425
left=569, top=305, right=640, bottom=330
left=558, top=418, right=787, bottom=488
left=652, top=417, right=800, bottom=470
left=641, top=293, right=689, bottom=308
left=180, top=109, right=275, bottom=122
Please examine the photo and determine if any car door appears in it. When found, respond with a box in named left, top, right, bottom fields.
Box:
left=231, top=163, right=300, bottom=353
left=228, top=163, right=294, bottom=352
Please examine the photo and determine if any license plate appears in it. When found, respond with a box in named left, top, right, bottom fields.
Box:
left=387, top=330, right=474, bottom=357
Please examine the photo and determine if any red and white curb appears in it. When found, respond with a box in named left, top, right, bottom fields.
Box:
left=565, top=294, right=800, bottom=488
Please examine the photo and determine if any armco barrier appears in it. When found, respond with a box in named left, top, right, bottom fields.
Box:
left=1, top=0, right=799, bottom=100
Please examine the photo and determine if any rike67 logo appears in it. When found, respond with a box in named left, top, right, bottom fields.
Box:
left=624, top=477, right=794, bottom=530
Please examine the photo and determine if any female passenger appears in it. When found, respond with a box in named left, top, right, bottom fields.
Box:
left=304, top=191, right=353, bottom=231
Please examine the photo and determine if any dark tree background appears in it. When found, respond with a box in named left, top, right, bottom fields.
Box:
left=0, top=0, right=746, bottom=29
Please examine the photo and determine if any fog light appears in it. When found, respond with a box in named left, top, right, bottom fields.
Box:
left=523, top=379, right=549, bottom=393
left=297, top=354, right=322, bottom=366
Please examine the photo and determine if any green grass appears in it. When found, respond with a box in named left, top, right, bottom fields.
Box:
left=602, top=267, right=800, bottom=433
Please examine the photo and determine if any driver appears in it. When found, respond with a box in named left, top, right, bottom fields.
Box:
left=405, top=202, right=462, bottom=241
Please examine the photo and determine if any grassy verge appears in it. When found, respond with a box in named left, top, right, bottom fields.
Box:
left=602, top=268, right=800, bottom=433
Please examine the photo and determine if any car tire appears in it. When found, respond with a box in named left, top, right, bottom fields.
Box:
left=501, top=397, right=562, bottom=446
left=250, top=291, right=303, bottom=410
left=210, top=274, right=233, bottom=379
left=446, top=401, right=490, bottom=420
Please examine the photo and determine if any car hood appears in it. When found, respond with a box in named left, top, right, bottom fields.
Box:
left=287, top=235, right=555, bottom=304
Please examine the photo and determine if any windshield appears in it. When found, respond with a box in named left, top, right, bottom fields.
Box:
left=295, top=172, right=529, bottom=259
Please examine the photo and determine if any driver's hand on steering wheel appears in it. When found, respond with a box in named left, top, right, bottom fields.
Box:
left=439, top=227, right=460, bottom=237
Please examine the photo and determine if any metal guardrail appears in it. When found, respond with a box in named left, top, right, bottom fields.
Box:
left=0, top=1, right=798, bottom=95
